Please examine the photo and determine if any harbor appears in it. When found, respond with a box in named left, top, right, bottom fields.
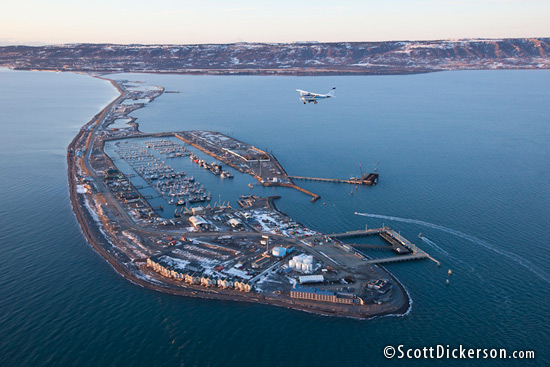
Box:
left=66, top=77, right=438, bottom=320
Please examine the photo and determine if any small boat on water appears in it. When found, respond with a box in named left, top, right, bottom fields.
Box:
left=221, top=171, right=233, bottom=179
left=248, top=183, right=254, bottom=189
left=176, top=199, right=186, bottom=206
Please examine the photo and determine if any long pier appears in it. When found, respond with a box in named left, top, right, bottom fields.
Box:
left=288, top=174, right=378, bottom=186
left=309, top=228, right=382, bottom=239
left=364, top=253, right=428, bottom=264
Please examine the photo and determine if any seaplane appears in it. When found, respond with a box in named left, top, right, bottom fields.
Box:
left=296, top=87, right=335, bottom=104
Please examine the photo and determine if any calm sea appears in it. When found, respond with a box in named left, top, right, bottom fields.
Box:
left=0, top=68, right=548, bottom=366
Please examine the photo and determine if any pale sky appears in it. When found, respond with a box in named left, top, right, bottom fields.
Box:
left=1, top=0, right=549, bottom=45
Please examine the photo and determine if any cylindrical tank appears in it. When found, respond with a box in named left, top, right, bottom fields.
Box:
left=307, top=263, right=313, bottom=273
left=272, top=247, right=286, bottom=257
left=295, top=261, right=303, bottom=270
left=301, top=263, right=308, bottom=271
left=289, top=260, right=296, bottom=269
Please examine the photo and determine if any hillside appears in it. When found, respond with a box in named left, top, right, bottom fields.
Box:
left=1, top=38, right=549, bottom=75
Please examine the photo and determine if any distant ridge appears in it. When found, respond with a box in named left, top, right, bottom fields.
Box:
left=1, top=38, right=549, bottom=75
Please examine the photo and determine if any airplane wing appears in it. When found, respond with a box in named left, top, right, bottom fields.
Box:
left=296, top=89, right=320, bottom=96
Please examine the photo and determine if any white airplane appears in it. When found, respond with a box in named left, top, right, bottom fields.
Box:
left=296, top=87, right=335, bottom=104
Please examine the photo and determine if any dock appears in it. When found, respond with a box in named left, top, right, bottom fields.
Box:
left=308, top=227, right=437, bottom=265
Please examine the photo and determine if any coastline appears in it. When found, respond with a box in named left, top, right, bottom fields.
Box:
left=8, top=65, right=436, bottom=76
left=66, top=74, right=411, bottom=320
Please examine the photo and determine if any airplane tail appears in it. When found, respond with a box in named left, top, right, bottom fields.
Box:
left=327, top=87, right=336, bottom=98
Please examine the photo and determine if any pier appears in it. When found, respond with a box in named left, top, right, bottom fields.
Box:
left=308, top=228, right=382, bottom=239
left=363, top=253, right=428, bottom=264
left=289, top=173, right=378, bottom=186
left=308, top=227, right=437, bottom=265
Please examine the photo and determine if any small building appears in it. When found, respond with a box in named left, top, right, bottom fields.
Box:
left=234, top=281, right=253, bottom=292
left=191, top=274, right=201, bottom=284
left=200, top=275, right=215, bottom=287
left=367, top=279, right=392, bottom=294
left=123, top=192, right=140, bottom=203
left=184, top=273, right=195, bottom=284
left=192, top=207, right=205, bottom=215
left=228, top=218, right=242, bottom=228
left=252, top=256, right=270, bottom=269
left=218, top=278, right=234, bottom=289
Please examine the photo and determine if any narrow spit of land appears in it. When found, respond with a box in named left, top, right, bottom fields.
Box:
left=66, top=76, right=435, bottom=319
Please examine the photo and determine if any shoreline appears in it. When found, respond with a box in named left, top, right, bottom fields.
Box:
left=66, top=74, right=411, bottom=320
left=8, top=65, right=437, bottom=76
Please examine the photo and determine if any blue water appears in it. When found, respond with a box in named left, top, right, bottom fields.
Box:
left=0, top=68, right=548, bottom=366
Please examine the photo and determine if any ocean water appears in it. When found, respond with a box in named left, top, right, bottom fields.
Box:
left=0, top=68, right=548, bottom=366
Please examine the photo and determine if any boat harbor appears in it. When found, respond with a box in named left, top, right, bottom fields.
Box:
left=113, top=139, right=213, bottom=208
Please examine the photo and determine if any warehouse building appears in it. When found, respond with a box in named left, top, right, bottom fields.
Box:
left=189, top=215, right=209, bottom=230
left=290, top=285, right=363, bottom=305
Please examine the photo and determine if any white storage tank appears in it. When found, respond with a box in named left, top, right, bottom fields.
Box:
left=295, top=261, right=303, bottom=270
left=272, top=246, right=286, bottom=257
left=302, top=263, right=309, bottom=272
left=289, top=260, right=296, bottom=269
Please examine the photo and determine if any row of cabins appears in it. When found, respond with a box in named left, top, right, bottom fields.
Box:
left=146, top=258, right=253, bottom=292
left=290, top=285, right=364, bottom=305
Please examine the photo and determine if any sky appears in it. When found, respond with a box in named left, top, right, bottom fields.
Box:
left=1, top=0, right=549, bottom=45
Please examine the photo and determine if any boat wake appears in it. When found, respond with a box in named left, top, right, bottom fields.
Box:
left=354, top=212, right=549, bottom=284
left=420, top=236, right=449, bottom=255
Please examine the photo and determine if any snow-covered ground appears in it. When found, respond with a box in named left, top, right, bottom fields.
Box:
left=223, top=267, right=252, bottom=280
left=159, top=255, right=190, bottom=271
